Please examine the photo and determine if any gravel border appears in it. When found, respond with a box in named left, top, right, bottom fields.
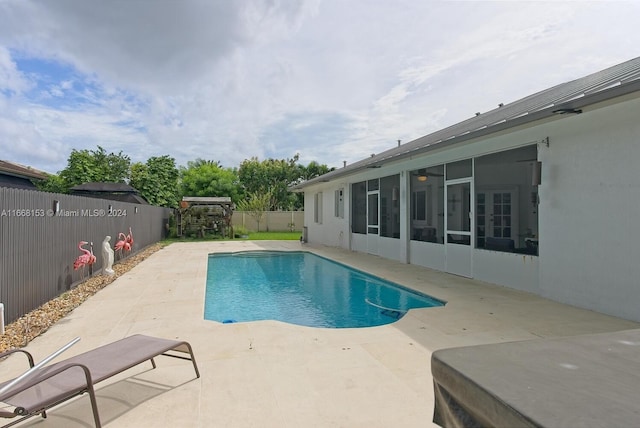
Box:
left=0, top=243, right=165, bottom=353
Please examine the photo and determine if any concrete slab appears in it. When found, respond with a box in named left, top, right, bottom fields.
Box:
left=1, top=241, right=637, bottom=427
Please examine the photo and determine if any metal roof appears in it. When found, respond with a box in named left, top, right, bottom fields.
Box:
left=292, top=56, right=640, bottom=190
left=0, top=160, right=48, bottom=180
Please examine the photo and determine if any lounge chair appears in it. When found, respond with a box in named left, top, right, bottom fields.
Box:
left=0, top=334, right=200, bottom=427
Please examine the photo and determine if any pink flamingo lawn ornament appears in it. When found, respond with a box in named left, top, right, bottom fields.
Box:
left=73, top=241, right=96, bottom=279
left=126, top=227, right=134, bottom=250
left=114, top=232, right=131, bottom=258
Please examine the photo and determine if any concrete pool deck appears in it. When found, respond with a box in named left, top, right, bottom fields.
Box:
left=1, top=241, right=638, bottom=427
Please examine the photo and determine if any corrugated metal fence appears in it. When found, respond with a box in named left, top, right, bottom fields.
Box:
left=231, top=211, right=303, bottom=232
left=0, top=188, right=171, bottom=324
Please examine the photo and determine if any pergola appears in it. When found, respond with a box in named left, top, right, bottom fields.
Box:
left=177, top=197, right=234, bottom=238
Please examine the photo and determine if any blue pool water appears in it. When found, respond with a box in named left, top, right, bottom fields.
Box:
left=204, top=251, right=444, bottom=328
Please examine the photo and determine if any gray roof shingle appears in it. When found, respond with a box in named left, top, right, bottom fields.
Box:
left=292, top=56, right=640, bottom=189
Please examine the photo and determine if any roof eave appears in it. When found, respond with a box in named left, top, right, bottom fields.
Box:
left=0, top=164, right=48, bottom=180
left=290, top=79, right=640, bottom=190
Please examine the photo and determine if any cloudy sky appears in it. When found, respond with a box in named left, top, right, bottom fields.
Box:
left=0, top=0, right=639, bottom=174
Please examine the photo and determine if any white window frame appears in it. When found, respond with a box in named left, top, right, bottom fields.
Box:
left=334, top=188, right=344, bottom=218
left=314, top=192, right=323, bottom=224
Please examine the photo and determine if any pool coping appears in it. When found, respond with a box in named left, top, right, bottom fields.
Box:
left=1, top=240, right=637, bottom=428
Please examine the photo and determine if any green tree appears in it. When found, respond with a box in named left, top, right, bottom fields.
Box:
left=238, top=155, right=302, bottom=211
left=238, top=156, right=334, bottom=211
left=58, top=145, right=131, bottom=190
left=236, top=191, right=272, bottom=232
left=292, top=160, right=335, bottom=209
left=35, top=174, right=67, bottom=193
left=180, top=159, right=243, bottom=201
left=130, top=155, right=180, bottom=207
left=299, top=161, right=333, bottom=182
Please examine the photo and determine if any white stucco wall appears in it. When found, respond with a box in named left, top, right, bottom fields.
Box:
left=473, top=250, right=539, bottom=293
left=303, top=187, right=350, bottom=248
left=409, top=241, right=446, bottom=271
left=539, top=95, right=640, bottom=321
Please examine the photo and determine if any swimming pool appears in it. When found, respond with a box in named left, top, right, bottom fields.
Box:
left=204, top=251, right=444, bottom=328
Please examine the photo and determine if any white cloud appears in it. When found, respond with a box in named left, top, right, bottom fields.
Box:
left=0, top=46, right=31, bottom=93
left=0, top=0, right=639, bottom=174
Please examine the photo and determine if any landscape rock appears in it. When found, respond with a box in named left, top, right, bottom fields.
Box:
left=0, top=243, right=165, bottom=353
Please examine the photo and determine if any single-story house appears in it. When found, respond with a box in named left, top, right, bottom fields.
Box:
left=291, top=56, right=640, bottom=323
left=0, top=160, right=48, bottom=189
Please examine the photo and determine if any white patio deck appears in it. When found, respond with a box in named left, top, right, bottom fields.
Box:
left=1, top=241, right=637, bottom=427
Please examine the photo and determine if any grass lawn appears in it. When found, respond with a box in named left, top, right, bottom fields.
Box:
left=247, top=231, right=301, bottom=240
left=163, top=231, right=301, bottom=243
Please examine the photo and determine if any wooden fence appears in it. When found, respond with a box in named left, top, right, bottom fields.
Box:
left=0, top=187, right=171, bottom=324
left=231, top=211, right=304, bottom=232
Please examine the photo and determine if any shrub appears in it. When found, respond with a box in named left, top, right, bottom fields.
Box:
left=233, top=225, right=251, bottom=238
